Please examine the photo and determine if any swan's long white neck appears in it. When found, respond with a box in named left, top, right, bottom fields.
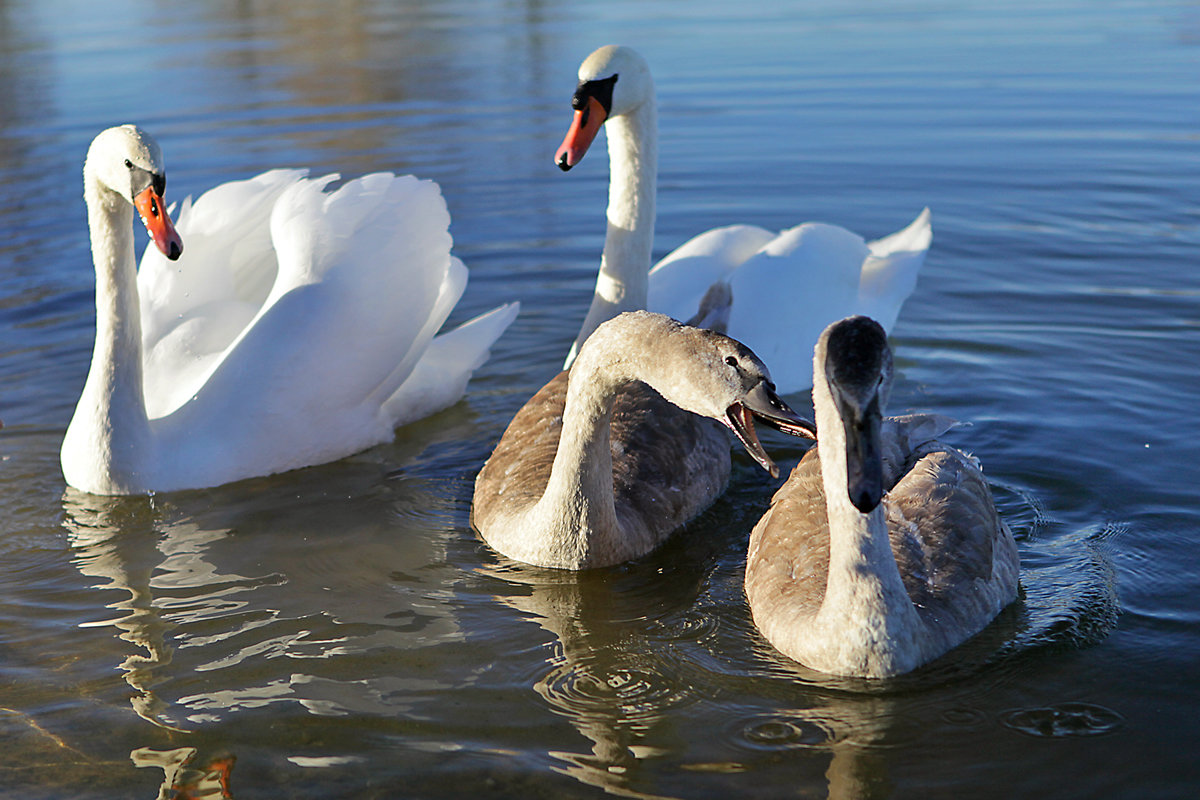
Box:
left=811, top=361, right=924, bottom=674
left=567, top=98, right=657, bottom=364
left=62, top=176, right=152, bottom=493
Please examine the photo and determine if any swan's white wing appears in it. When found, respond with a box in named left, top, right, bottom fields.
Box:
left=725, top=223, right=870, bottom=394
left=138, top=170, right=309, bottom=417
left=149, top=173, right=484, bottom=486
left=139, top=169, right=306, bottom=342
left=725, top=210, right=930, bottom=395
left=384, top=301, right=520, bottom=428
left=647, top=224, right=775, bottom=324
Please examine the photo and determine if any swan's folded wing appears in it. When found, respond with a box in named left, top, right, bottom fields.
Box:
left=745, top=448, right=830, bottom=636
left=153, top=173, right=478, bottom=478
left=881, top=413, right=959, bottom=487
left=244, top=172, right=454, bottom=403
left=648, top=224, right=775, bottom=323
left=384, top=301, right=520, bottom=428
left=138, top=169, right=310, bottom=417
left=139, top=169, right=308, bottom=349
left=725, top=223, right=868, bottom=394
left=884, top=445, right=1014, bottom=633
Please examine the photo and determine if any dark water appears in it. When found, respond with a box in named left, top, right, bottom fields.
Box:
left=1, top=0, right=1197, bottom=797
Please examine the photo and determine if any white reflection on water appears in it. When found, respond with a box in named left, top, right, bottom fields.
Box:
left=131, top=745, right=235, bottom=800
left=61, top=443, right=472, bottom=731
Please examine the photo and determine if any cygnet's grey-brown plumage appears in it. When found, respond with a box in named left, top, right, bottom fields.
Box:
left=745, top=315, right=1018, bottom=678
left=473, top=311, right=814, bottom=570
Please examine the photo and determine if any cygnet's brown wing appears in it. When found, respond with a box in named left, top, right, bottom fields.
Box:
left=884, top=444, right=1019, bottom=638
left=745, top=445, right=829, bottom=624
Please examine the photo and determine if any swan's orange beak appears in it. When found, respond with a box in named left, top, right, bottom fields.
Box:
left=134, top=186, right=183, bottom=261
left=555, top=95, right=608, bottom=171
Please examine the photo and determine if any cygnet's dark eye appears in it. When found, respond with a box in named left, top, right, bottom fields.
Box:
left=725, top=356, right=739, bottom=367
left=124, top=159, right=133, bottom=169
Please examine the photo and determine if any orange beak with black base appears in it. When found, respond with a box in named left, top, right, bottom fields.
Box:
left=555, top=95, right=608, bottom=171
left=133, top=185, right=183, bottom=261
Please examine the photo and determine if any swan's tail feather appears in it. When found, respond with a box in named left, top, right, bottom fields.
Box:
left=364, top=255, right=468, bottom=411
left=866, top=207, right=932, bottom=257
left=858, top=208, right=931, bottom=330
left=383, top=301, right=520, bottom=428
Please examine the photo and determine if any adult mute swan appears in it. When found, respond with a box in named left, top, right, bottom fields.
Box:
left=472, top=311, right=815, bottom=570
left=62, top=124, right=518, bottom=495
left=555, top=45, right=931, bottom=393
left=744, top=316, right=1019, bottom=678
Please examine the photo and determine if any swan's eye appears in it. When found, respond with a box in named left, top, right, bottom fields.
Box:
left=725, top=356, right=739, bottom=368
left=124, top=159, right=133, bottom=169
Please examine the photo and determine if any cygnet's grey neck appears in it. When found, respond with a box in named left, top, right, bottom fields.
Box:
left=809, top=350, right=923, bottom=672
left=529, top=314, right=672, bottom=567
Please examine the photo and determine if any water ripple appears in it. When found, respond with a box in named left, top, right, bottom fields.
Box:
left=1001, top=703, right=1124, bottom=738
left=730, top=712, right=835, bottom=752
left=644, top=608, right=721, bottom=644
left=537, top=656, right=698, bottom=728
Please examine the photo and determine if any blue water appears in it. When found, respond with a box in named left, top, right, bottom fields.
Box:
left=1, top=1, right=1198, bottom=797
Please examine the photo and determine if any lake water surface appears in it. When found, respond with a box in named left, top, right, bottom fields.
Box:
left=1, top=1, right=1198, bottom=797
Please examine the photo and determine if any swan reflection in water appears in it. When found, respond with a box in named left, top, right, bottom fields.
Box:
left=488, top=555, right=923, bottom=800
left=65, top=490, right=195, bottom=732
left=490, top=562, right=698, bottom=799
left=61, top=419, right=475, bottom=735
left=131, top=746, right=234, bottom=800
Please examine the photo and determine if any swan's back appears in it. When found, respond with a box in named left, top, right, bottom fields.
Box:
left=746, top=429, right=1018, bottom=659
left=135, top=170, right=515, bottom=490
left=883, top=443, right=1019, bottom=638
left=646, top=210, right=931, bottom=395
left=472, top=371, right=731, bottom=554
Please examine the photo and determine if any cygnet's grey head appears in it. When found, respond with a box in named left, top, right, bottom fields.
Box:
left=819, top=315, right=893, bottom=512
left=585, top=311, right=816, bottom=478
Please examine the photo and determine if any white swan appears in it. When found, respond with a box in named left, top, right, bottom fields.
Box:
left=62, top=124, right=518, bottom=495
left=472, top=311, right=815, bottom=570
left=745, top=316, right=1019, bottom=678
left=555, top=45, right=931, bottom=393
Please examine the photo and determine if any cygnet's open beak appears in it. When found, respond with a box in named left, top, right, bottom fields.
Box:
left=134, top=185, right=183, bottom=261
left=743, top=379, right=817, bottom=440
left=724, top=380, right=817, bottom=479
left=555, top=95, right=607, bottom=171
